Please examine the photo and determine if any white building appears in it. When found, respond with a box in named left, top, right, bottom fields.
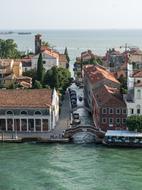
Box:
left=124, top=62, right=142, bottom=116
left=0, top=89, right=59, bottom=132
left=32, top=49, right=59, bottom=71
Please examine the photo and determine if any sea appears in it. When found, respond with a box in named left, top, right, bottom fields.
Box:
left=0, top=30, right=142, bottom=190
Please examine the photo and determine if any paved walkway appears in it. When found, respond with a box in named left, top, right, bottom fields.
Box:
left=55, top=91, right=70, bottom=133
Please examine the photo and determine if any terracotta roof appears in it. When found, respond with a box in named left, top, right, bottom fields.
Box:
left=0, top=89, right=52, bottom=108
left=133, top=70, right=142, bottom=78
left=93, top=85, right=125, bottom=108
left=84, top=65, right=119, bottom=84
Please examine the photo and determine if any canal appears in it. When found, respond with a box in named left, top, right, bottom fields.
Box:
left=0, top=143, right=141, bottom=190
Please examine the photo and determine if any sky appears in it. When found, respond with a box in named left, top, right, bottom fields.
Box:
left=0, top=0, right=142, bottom=30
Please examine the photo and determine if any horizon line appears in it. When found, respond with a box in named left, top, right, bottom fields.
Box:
left=1, top=28, right=142, bottom=31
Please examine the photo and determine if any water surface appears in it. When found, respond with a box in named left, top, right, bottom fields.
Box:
left=0, top=143, right=142, bottom=190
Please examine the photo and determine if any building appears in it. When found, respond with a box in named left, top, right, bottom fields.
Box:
left=0, top=89, right=59, bottom=132
left=35, top=34, right=42, bottom=55
left=93, top=85, right=126, bottom=131
left=81, top=50, right=96, bottom=63
left=83, top=64, right=126, bottom=131
left=0, top=59, right=32, bottom=88
left=104, top=49, right=128, bottom=79
left=83, top=64, right=120, bottom=111
left=32, top=48, right=59, bottom=71
left=59, top=54, right=69, bottom=68
left=21, top=58, right=32, bottom=72
left=124, top=62, right=142, bottom=116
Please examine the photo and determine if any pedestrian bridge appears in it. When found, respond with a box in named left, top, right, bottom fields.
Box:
left=64, top=125, right=105, bottom=140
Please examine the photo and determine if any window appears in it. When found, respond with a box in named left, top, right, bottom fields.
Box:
left=122, top=118, right=126, bottom=124
left=116, top=118, right=120, bottom=124
left=7, top=111, right=13, bottom=115
left=123, top=109, right=127, bottom=114
left=34, top=111, right=42, bottom=115
left=43, top=60, right=46, bottom=64
left=109, top=118, right=113, bottom=124
left=109, top=108, right=113, bottom=114
left=102, top=108, right=107, bottom=114
left=116, top=108, right=121, bottom=114
left=21, top=111, right=28, bottom=115
left=102, top=118, right=107, bottom=124
left=130, top=108, right=134, bottom=115
left=137, top=80, right=141, bottom=83
left=137, top=89, right=141, bottom=99
left=137, top=105, right=141, bottom=115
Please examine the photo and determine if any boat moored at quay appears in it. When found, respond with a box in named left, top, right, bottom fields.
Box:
left=103, top=130, right=142, bottom=147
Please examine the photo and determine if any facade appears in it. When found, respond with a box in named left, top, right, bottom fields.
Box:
left=59, top=54, right=68, bottom=68
left=35, top=34, right=42, bottom=55
left=0, top=59, right=32, bottom=88
left=32, top=49, right=59, bottom=71
left=83, top=64, right=126, bottom=131
left=21, top=58, right=32, bottom=72
left=104, top=49, right=128, bottom=79
left=124, top=62, right=142, bottom=116
left=93, top=85, right=127, bottom=131
left=0, top=89, right=59, bottom=132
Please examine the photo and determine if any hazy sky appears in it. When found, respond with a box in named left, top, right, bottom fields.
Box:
left=1, top=0, right=142, bottom=29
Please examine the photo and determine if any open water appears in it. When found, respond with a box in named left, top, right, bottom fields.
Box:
left=0, top=30, right=142, bottom=189
left=0, top=143, right=142, bottom=190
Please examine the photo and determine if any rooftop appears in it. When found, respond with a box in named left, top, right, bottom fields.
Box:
left=133, top=70, right=142, bottom=78
left=0, top=89, right=52, bottom=108
left=84, top=65, right=120, bottom=84
left=93, top=85, right=125, bottom=107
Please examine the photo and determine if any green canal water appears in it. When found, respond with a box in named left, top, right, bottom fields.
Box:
left=0, top=143, right=142, bottom=190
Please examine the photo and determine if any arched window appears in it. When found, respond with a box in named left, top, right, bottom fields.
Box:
left=34, top=111, right=42, bottom=115
left=7, top=111, right=13, bottom=115
left=137, top=89, right=141, bottom=99
left=21, top=111, right=28, bottom=115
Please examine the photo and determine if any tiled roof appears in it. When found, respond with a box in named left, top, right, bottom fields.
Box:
left=133, top=70, right=142, bottom=78
left=0, top=89, right=52, bottom=108
left=93, top=85, right=125, bottom=107
left=84, top=65, right=119, bottom=84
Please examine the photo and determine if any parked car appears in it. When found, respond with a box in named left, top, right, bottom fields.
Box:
left=71, top=99, right=77, bottom=104
left=73, top=113, right=79, bottom=119
left=71, top=95, right=77, bottom=100
left=71, top=102, right=77, bottom=108
left=70, top=91, right=76, bottom=96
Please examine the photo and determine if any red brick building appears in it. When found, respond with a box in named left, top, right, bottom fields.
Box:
left=83, top=64, right=127, bottom=131
left=92, top=85, right=127, bottom=131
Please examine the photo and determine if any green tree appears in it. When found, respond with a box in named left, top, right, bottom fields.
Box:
left=64, top=47, right=70, bottom=63
left=127, top=115, right=142, bottom=132
left=33, top=80, right=42, bottom=89
left=0, top=39, right=20, bottom=58
left=36, top=53, right=44, bottom=83
left=44, top=66, right=71, bottom=93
